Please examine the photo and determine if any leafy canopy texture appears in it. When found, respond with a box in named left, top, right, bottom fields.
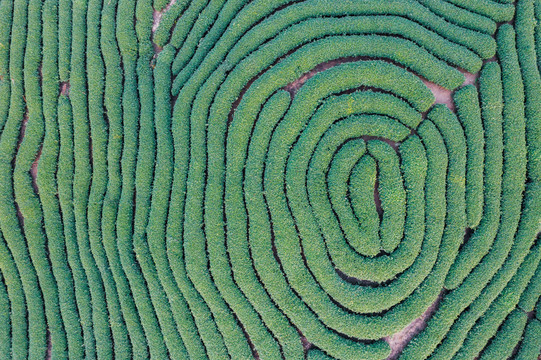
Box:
left=0, top=0, right=539, bottom=359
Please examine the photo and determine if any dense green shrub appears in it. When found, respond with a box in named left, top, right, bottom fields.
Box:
left=71, top=0, right=112, bottom=357
left=367, top=140, right=406, bottom=253
left=477, top=310, right=527, bottom=360
left=443, top=62, right=503, bottom=292
left=515, top=319, right=541, bottom=360
left=444, top=0, right=515, bottom=22
left=0, top=1, right=539, bottom=359
left=143, top=45, right=189, bottom=360
left=0, top=232, right=27, bottom=360
left=453, top=85, right=484, bottom=229
left=101, top=0, right=152, bottom=358
left=39, top=0, right=83, bottom=357
left=415, top=0, right=496, bottom=34
left=171, top=0, right=495, bottom=92
left=57, top=94, right=96, bottom=359
left=0, top=0, right=12, bottom=134
left=334, top=145, right=380, bottom=255
left=0, top=0, right=49, bottom=358
left=87, top=0, right=132, bottom=356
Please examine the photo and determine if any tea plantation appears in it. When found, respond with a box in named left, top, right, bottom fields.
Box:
left=0, top=0, right=539, bottom=359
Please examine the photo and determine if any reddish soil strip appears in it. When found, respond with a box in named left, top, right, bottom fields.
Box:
left=384, top=289, right=446, bottom=360
left=30, top=147, right=41, bottom=194
left=422, top=80, right=455, bottom=111
left=300, top=334, right=312, bottom=352
left=152, top=0, right=177, bottom=55
left=14, top=111, right=29, bottom=227
left=152, top=0, right=177, bottom=34
left=60, top=81, right=70, bottom=96
left=422, top=70, right=478, bottom=112
left=284, top=56, right=372, bottom=96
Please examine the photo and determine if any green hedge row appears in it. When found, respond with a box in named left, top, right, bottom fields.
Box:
left=443, top=0, right=515, bottom=22
left=1, top=0, right=539, bottom=359
left=142, top=46, right=189, bottom=360
left=477, top=310, right=527, bottom=360
left=516, top=0, right=541, bottom=318
left=168, top=0, right=249, bottom=78
left=169, top=0, right=480, bottom=348
left=170, top=0, right=291, bottom=77
left=426, top=105, right=467, bottom=290
left=164, top=15, right=234, bottom=360
left=151, top=0, right=190, bottom=47
left=399, top=111, right=473, bottom=359
left=453, top=85, right=484, bottom=229
left=262, top=109, right=391, bottom=357
left=307, top=120, right=414, bottom=282
left=173, top=17, right=474, bottom=94
left=442, top=8, right=541, bottom=357
left=57, top=0, right=71, bottom=81
left=515, top=318, right=541, bottom=359
left=104, top=0, right=149, bottom=357
left=0, top=265, right=11, bottom=356
left=0, top=0, right=50, bottom=356
left=184, top=34, right=287, bottom=357
left=57, top=94, right=96, bottom=359
left=453, top=236, right=541, bottom=359
left=367, top=140, right=406, bottom=253
left=235, top=90, right=305, bottom=359
left=38, top=0, right=83, bottom=357
left=87, top=0, right=130, bottom=356
left=15, top=4, right=68, bottom=355
left=4, top=0, right=51, bottom=359
left=401, top=24, right=534, bottom=360
left=415, top=0, right=496, bottom=34
left=134, top=0, right=173, bottom=358
left=173, top=18, right=452, bottom=352
left=308, top=117, right=436, bottom=317
left=0, top=232, right=28, bottom=360
left=170, top=0, right=495, bottom=93
left=206, top=61, right=358, bottom=358
left=165, top=0, right=214, bottom=50
left=230, top=61, right=414, bottom=278
left=516, top=0, right=541, bottom=187
left=71, top=0, right=111, bottom=357
left=304, top=115, right=414, bottom=306
left=213, top=57, right=440, bottom=358
left=0, top=0, right=13, bottom=134
left=441, top=62, right=503, bottom=292
left=120, top=0, right=189, bottom=358
left=332, top=143, right=380, bottom=256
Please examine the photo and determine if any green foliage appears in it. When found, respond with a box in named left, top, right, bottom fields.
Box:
left=0, top=232, right=27, bottom=360
left=444, top=0, right=515, bottom=22
left=87, top=0, right=131, bottom=356
left=443, top=62, right=503, bottom=292
left=415, top=0, right=496, bottom=34
left=0, top=1, right=539, bottom=359
left=515, top=319, right=541, bottom=360
left=0, top=0, right=49, bottom=359
left=143, top=46, right=189, bottom=360
left=367, top=140, right=406, bottom=253
left=478, top=310, right=527, bottom=360
left=39, top=0, right=83, bottom=357
left=57, top=94, right=96, bottom=359
left=341, top=151, right=381, bottom=255
left=453, top=85, right=484, bottom=229
left=71, top=0, right=112, bottom=356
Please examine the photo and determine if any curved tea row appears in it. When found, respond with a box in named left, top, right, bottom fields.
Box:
left=0, top=0, right=539, bottom=359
